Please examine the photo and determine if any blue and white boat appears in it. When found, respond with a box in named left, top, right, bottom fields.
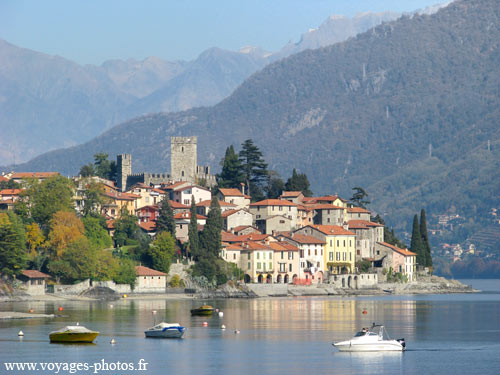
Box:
left=144, top=322, right=186, bottom=338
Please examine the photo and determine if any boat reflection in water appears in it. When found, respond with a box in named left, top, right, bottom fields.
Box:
left=333, top=324, right=405, bottom=352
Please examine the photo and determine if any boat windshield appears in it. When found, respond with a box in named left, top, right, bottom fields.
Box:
left=354, top=331, right=367, bottom=337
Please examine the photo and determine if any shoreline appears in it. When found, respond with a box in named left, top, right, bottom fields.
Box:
left=0, top=276, right=477, bottom=304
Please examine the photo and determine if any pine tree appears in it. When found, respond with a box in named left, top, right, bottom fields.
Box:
left=266, top=170, right=285, bottom=199
left=217, top=145, right=244, bottom=188
left=238, top=139, right=268, bottom=201
left=350, top=187, right=370, bottom=208
left=420, top=209, right=433, bottom=268
left=156, top=198, right=176, bottom=238
left=188, top=197, right=199, bottom=260
left=0, top=213, right=28, bottom=276
left=200, top=197, right=223, bottom=257
left=285, top=168, right=313, bottom=196
left=410, top=214, right=426, bottom=266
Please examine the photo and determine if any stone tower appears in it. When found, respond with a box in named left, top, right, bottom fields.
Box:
left=170, top=137, right=197, bottom=183
left=117, top=154, right=132, bottom=191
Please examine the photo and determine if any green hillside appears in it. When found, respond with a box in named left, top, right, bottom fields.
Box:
left=7, top=0, right=500, bottom=238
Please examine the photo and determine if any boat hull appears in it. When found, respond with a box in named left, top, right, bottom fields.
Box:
left=190, top=309, right=214, bottom=316
left=145, top=327, right=185, bottom=339
left=334, top=340, right=404, bottom=352
left=49, top=332, right=99, bottom=343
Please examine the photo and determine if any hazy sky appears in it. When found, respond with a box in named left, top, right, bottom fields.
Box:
left=0, top=0, right=444, bottom=65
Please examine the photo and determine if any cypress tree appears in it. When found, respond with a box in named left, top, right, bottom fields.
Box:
left=156, top=198, right=176, bottom=238
left=420, top=209, right=433, bottom=268
left=188, top=197, right=199, bottom=260
left=238, top=139, right=268, bottom=200
left=217, top=145, right=244, bottom=188
left=410, top=214, right=426, bottom=266
left=200, top=197, right=223, bottom=257
left=285, top=169, right=313, bottom=197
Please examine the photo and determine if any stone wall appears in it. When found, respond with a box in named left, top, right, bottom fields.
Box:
left=326, top=273, right=378, bottom=289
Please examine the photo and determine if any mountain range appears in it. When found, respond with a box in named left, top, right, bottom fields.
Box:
left=7, top=0, right=499, bottom=237
left=4, top=8, right=450, bottom=166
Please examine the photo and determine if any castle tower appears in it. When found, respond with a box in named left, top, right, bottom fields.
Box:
left=117, top=154, right=132, bottom=191
left=170, top=137, right=197, bottom=183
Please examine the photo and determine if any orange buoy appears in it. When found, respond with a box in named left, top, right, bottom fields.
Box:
left=58, top=306, right=63, bottom=311
left=362, top=309, right=367, bottom=315
left=202, top=322, right=208, bottom=327
left=29, top=309, right=34, bottom=313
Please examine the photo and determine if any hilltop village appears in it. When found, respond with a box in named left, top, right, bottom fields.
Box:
left=0, top=136, right=431, bottom=297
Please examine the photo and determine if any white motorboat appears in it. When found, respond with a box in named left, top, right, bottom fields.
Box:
left=144, top=322, right=186, bottom=338
left=333, top=324, right=405, bottom=352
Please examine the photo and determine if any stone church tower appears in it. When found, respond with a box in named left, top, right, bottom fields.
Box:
left=170, top=137, right=197, bottom=183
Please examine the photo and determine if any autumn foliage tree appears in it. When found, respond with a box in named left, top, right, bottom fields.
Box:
left=45, top=211, right=85, bottom=258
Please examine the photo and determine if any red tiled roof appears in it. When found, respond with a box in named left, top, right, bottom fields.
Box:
left=280, top=191, right=302, bottom=197
left=139, top=221, right=156, bottom=232
left=311, top=204, right=344, bottom=210
left=221, top=209, right=241, bottom=218
left=135, top=265, right=167, bottom=276
left=10, top=172, right=59, bottom=179
left=0, top=189, right=23, bottom=195
left=169, top=200, right=189, bottom=209
left=162, top=181, right=190, bottom=190
left=347, top=206, right=371, bottom=213
left=302, top=195, right=346, bottom=204
left=310, top=225, right=355, bottom=236
left=233, top=233, right=272, bottom=242
left=106, top=220, right=115, bottom=229
left=0, top=176, right=8, bottom=182
left=378, top=242, right=416, bottom=257
left=218, top=188, right=244, bottom=197
left=136, top=205, right=159, bottom=212
left=268, top=241, right=299, bottom=251
left=348, top=220, right=384, bottom=229
left=232, top=225, right=258, bottom=233
left=176, top=185, right=210, bottom=192
left=221, top=231, right=240, bottom=242
left=103, top=191, right=141, bottom=201
left=279, top=232, right=325, bottom=244
left=249, top=199, right=297, bottom=207
left=237, top=241, right=272, bottom=251
left=22, top=270, right=50, bottom=278
left=224, top=243, right=244, bottom=250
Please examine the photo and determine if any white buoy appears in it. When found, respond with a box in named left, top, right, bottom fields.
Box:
left=109, top=304, right=114, bottom=308
left=234, top=330, right=240, bottom=334
left=218, top=311, right=224, bottom=317
left=110, top=338, right=116, bottom=344
left=221, top=325, right=226, bottom=330
left=18, top=330, right=24, bottom=337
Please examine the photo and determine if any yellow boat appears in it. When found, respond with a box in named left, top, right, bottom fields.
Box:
left=49, top=325, right=99, bottom=343
left=190, top=305, right=215, bottom=316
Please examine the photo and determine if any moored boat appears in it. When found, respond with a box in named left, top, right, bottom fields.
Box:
left=49, top=325, right=99, bottom=343
left=190, top=305, right=214, bottom=316
left=333, top=324, right=405, bottom=352
left=144, top=322, right=186, bottom=338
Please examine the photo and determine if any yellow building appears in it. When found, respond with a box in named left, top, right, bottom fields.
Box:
left=295, top=224, right=356, bottom=274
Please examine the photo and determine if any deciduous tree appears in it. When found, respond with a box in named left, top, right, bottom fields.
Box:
left=45, top=211, right=85, bottom=258
left=149, top=231, right=176, bottom=273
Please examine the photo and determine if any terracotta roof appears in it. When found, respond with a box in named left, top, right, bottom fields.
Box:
left=221, top=209, right=242, bottom=218
left=348, top=220, right=384, bottom=229
left=135, top=205, right=159, bottom=212
left=279, top=232, right=325, bottom=244
left=347, top=206, right=371, bottom=214
left=0, top=176, right=9, bottom=182
left=310, top=225, right=355, bottom=236
left=0, top=189, right=23, bottom=195
left=176, top=185, right=210, bottom=192
left=268, top=241, right=299, bottom=251
left=169, top=200, right=189, bottom=209
left=233, top=233, right=272, bottom=242
left=162, top=181, right=190, bottom=190
left=10, top=172, right=59, bottom=179
left=196, top=199, right=236, bottom=207
left=139, top=221, right=156, bottom=232
left=218, top=188, right=244, bottom=197
left=21, top=270, right=50, bottom=278
left=378, top=242, right=416, bottom=257
left=302, top=195, right=346, bottom=204
left=224, top=243, right=244, bottom=250
left=237, top=241, right=272, bottom=251
left=106, top=220, right=115, bottom=229
left=280, top=191, right=302, bottom=197
left=135, top=265, right=167, bottom=276
left=249, top=199, right=297, bottom=207
left=311, top=204, right=344, bottom=210
left=103, top=191, right=141, bottom=201
left=297, top=204, right=315, bottom=212
left=221, top=231, right=241, bottom=242
left=174, top=212, right=207, bottom=220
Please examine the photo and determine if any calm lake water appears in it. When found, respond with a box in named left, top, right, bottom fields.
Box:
left=1, top=279, right=500, bottom=375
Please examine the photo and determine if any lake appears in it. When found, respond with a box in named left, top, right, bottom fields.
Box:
left=1, top=279, right=500, bottom=375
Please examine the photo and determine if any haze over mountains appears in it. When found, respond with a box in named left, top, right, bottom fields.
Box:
left=9, top=0, right=499, bottom=236
left=2, top=8, right=446, bottom=166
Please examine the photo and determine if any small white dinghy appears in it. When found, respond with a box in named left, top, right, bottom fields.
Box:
left=144, top=322, right=186, bottom=338
left=333, top=324, right=405, bottom=352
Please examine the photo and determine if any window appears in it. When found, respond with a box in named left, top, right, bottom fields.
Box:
left=279, top=206, right=283, bottom=211
left=180, top=224, right=183, bottom=229
left=182, top=171, right=184, bottom=177
left=288, top=252, right=293, bottom=260
left=248, top=262, right=251, bottom=269
left=330, top=240, right=332, bottom=246
left=280, top=220, right=285, bottom=224
left=269, top=252, right=273, bottom=259
left=350, top=240, right=352, bottom=246
left=257, top=262, right=261, bottom=269
left=300, top=250, right=304, bottom=258
left=248, top=253, right=251, bottom=260
left=257, top=253, right=260, bottom=259
left=308, top=249, right=311, bottom=256
left=269, top=262, right=272, bottom=270
left=329, top=253, right=333, bottom=261
left=281, top=251, right=284, bottom=259
left=344, top=240, right=346, bottom=247
left=337, top=240, right=339, bottom=247
left=327, top=218, right=330, bottom=223
left=343, top=252, right=346, bottom=261
left=289, top=264, right=292, bottom=272
left=376, top=250, right=380, bottom=255
left=280, top=263, right=286, bottom=272
left=181, top=146, right=184, bottom=153
left=349, top=253, right=352, bottom=261
left=315, top=249, right=317, bottom=256
left=233, top=253, right=236, bottom=260
left=336, top=253, right=340, bottom=261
